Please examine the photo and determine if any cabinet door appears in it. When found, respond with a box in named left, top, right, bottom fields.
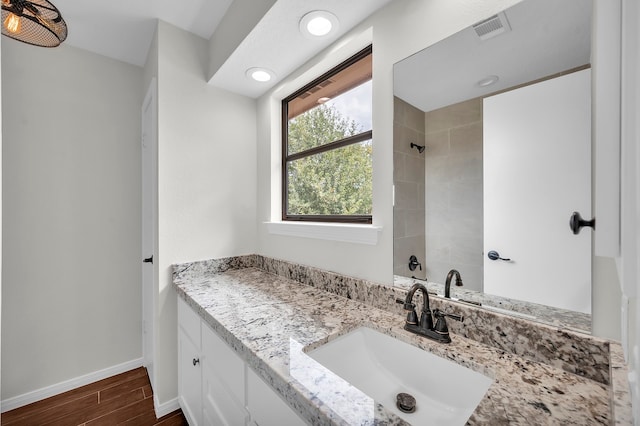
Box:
left=178, top=298, right=201, bottom=344
left=246, top=368, right=306, bottom=426
left=201, top=322, right=248, bottom=426
left=179, top=330, right=202, bottom=426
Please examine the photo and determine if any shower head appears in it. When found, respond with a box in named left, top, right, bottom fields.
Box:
left=410, top=143, right=425, bottom=153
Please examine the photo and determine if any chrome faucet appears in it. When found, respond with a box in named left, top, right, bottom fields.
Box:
left=396, top=283, right=463, bottom=343
left=445, top=269, right=463, bottom=298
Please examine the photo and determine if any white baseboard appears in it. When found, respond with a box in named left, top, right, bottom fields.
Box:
left=155, top=394, right=180, bottom=418
left=1, top=358, right=144, bottom=413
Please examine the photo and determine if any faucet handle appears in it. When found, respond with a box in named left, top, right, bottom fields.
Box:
left=395, top=298, right=415, bottom=311
left=396, top=298, right=419, bottom=325
left=433, top=309, right=463, bottom=336
left=408, top=255, right=422, bottom=271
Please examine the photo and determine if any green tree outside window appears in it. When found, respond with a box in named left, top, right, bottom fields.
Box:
left=287, top=105, right=372, bottom=216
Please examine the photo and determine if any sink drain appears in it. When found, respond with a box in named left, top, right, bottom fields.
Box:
left=396, top=392, right=416, bottom=413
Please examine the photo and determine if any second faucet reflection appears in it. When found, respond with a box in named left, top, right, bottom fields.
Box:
left=445, top=269, right=464, bottom=299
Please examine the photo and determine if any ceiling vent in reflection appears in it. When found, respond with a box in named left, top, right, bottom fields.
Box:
left=472, top=12, right=511, bottom=41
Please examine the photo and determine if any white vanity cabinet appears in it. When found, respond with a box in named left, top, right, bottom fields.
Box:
left=177, top=297, right=306, bottom=426
left=201, top=319, right=248, bottom=425
left=246, top=368, right=306, bottom=426
left=178, top=297, right=203, bottom=425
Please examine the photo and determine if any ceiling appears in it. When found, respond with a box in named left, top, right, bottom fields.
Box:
left=50, top=0, right=393, bottom=98
left=393, top=0, right=592, bottom=112
left=208, top=0, right=393, bottom=98
left=53, top=0, right=233, bottom=67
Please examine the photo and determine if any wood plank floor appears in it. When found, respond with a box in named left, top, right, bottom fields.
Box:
left=1, top=367, right=188, bottom=426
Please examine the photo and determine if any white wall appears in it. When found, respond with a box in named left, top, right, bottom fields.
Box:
left=620, top=0, right=640, bottom=416
left=0, top=29, right=3, bottom=410
left=1, top=17, right=258, bottom=409
left=592, top=256, right=622, bottom=339
left=256, top=0, right=520, bottom=283
left=632, top=0, right=640, bottom=414
left=153, top=20, right=257, bottom=406
left=1, top=40, right=143, bottom=399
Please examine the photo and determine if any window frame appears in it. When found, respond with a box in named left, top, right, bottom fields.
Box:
left=281, top=45, right=373, bottom=224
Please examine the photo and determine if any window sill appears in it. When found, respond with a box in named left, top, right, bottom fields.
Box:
left=265, top=221, right=382, bottom=245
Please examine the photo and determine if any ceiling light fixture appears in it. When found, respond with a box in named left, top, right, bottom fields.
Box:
left=246, top=67, right=275, bottom=83
left=317, top=97, right=331, bottom=104
left=299, top=10, right=338, bottom=38
left=1, top=0, right=67, bottom=47
left=477, top=75, right=500, bottom=87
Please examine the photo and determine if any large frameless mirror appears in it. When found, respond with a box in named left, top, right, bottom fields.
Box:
left=393, top=0, right=593, bottom=333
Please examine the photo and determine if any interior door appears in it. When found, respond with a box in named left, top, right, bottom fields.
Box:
left=483, top=69, right=591, bottom=314
left=142, top=80, right=157, bottom=387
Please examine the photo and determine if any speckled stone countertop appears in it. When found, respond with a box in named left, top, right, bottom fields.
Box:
left=172, top=258, right=628, bottom=425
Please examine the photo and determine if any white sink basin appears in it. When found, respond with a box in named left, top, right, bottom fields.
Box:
left=308, top=327, right=493, bottom=425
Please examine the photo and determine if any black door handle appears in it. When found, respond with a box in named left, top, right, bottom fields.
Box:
left=143, top=256, right=153, bottom=264
left=487, top=250, right=510, bottom=261
left=569, top=212, right=595, bottom=235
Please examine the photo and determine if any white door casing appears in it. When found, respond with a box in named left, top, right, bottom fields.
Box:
left=483, top=69, right=592, bottom=314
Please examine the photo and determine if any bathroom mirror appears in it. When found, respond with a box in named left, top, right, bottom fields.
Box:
left=392, top=0, right=593, bottom=333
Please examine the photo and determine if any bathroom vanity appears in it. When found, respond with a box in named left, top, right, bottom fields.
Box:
left=173, top=255, right=630, bottom=425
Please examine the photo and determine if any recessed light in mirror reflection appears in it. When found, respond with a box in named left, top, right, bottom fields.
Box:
left=477, top=75, right=500, bottom=87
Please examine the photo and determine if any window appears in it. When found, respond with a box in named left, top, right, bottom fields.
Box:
left=282, top=45, right=373, bottom=224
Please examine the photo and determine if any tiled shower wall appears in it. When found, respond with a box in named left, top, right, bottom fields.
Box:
left=424, top=98, right=483, bottom=290
left=393, top=97, right=426, bottom=278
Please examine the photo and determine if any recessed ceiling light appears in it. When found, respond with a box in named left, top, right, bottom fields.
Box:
left=246, top=67, right=275, bottom=82
left=317, top=97, right=331, bottom=104
left=300, top=11, right=339, bottom=38
left=477, top=75, right=499, bottom=87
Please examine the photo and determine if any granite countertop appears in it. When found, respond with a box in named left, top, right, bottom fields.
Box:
left=174, top=265, right=613, bottom=425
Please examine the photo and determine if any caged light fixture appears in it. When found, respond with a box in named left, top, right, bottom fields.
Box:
left=1, top=0, right=67, bottom=47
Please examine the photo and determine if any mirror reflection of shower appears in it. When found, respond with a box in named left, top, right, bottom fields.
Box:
left=410, top=142, right=425, bottom=153
left=408, top=255, right=422, bottom=271
left=392, top=0, right=594, bottom=331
